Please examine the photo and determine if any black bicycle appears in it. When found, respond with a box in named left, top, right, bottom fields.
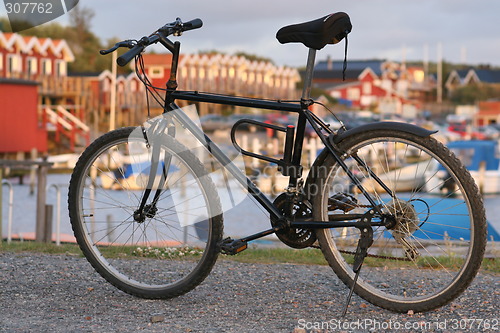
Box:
left=68, top=13, right=487, bottom=313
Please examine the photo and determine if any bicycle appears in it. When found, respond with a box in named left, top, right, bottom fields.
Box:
left=68, top=13, right=487, bottom=314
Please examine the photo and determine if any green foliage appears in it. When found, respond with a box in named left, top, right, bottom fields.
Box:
left=296, top=79, right=337, bottom=104
left=0, top=17, right=11, bottom=31
left=198, top=49, right=226, bottom=56
left=0, top=6, right=113, bottom=73
left=450, top=84, right=500, bottom=104
left=234, top=51, right=274, bottom=64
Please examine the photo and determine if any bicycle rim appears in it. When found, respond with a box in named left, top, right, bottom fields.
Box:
left=69, top=128, right=222, bottom=297
left=314, top=132, right=486, bottom=312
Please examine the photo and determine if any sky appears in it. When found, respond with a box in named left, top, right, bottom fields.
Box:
left=2, top=0, right=500, bottom=67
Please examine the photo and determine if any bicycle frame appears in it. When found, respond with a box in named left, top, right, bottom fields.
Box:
left=139, top=41, right=390, bottom=244
left=74, top=17, right=485, bottom=313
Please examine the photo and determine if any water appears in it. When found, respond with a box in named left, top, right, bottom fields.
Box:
left=0, top=173, right=274, bottom=241
left=2, top=173, right=500, bottom=242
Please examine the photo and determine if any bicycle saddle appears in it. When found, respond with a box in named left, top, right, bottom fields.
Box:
left=276, top=12, right=352, bottom=50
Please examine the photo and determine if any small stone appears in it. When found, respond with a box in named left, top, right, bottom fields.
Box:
left=150, top=315, right=165, bottom=323
left=293, top=328, right=306, bottom=333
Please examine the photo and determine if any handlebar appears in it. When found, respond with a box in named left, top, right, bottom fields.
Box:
left=99, top=18, right=203, bottom=67
left=117, top=43, right=146, bottom=67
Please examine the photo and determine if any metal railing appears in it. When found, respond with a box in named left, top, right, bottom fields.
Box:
left=2, top=180, right=13, bottom=243
left=1, top=180, right=65, bottom=245
left=47, top=183, right=63, bottom=246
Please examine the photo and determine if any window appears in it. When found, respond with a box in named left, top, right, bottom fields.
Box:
left=27, top=57, right=38, bottom=75
left=362, top=82, right=372, bottom=95
left=42, top=59, right=52, bottom=75
left=0, top=53, right=3, bottom=70
left=102, top=78, right=110, bottom=92
left=149, top=66, right=164, bottom=78
left=7, top=54, right=22, bottom=73
left=330, top=91, right=341, bottom=99
left=56, top=60, right=67, bottom=76
left=347, top=88, right=360, bottom=101
left=130, top=80, right=137, bottom=92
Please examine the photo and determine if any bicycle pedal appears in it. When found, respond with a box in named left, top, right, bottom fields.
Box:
left=219, top=238, right=248, bottom=255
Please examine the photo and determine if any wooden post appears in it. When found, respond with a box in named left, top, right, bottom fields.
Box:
left=44, top=205, right=53, bottom=243
left=35, top=162, right=48, bottom=242
left=29, top=148, right=37, bottom=195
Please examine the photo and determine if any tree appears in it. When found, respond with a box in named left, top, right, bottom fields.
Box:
left=450, top=85, right=500, bottom=105
left=234, top=52, right=274, bottom=64
left=66, top=6, right=108, bottom=73
left=1, top=5, right=114, bottom=73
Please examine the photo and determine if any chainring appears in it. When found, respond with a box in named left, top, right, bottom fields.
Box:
left=271, top=193, right=317, bottom=249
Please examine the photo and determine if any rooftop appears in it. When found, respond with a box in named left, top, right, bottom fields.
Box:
left=314, top=59, right=385, bottom=76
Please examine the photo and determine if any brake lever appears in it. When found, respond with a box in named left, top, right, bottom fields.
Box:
left=99, top=40, right=136, bottom=55
left=158, top=17, right=184, bottom=36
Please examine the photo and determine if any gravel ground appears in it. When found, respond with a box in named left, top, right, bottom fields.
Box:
left=0, top=252, right=498, bottom=333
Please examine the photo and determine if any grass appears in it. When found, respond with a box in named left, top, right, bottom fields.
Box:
left=1, top=241, right=498, bottom=273
left=0, top=241, right=83, bottom=256
left=222, top=247, right=328, bottom=266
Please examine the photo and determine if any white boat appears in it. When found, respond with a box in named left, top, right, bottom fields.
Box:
left=361, top=160, right=432, bottom=193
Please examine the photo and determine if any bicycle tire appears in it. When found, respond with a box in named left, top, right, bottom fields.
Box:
left=68, top=127, right=223, bottom=299
left=311, top=130, right=486, bottom=313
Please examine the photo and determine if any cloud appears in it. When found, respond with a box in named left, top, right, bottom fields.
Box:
left=46, top=0, right=500, bottom=66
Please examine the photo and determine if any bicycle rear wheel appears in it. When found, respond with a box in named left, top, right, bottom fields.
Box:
left=312, top=130, right=486, bottom=312
left=68, top=127, right=223, bottom=298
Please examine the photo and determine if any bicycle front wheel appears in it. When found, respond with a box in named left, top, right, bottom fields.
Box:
left=68, top=127, right=223, bottom=299
left=312, top=130, right=486, bottom=312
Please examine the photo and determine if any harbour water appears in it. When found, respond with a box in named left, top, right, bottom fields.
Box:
left=0, top=173, right=277, bottom=242
left=2, top=173, right=500, bottom=244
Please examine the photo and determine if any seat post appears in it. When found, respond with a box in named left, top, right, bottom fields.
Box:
left=301, top=48, right=317, bottom=100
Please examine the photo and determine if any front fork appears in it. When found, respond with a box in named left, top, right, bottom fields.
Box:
left=133, top=116, right=176, bottom=222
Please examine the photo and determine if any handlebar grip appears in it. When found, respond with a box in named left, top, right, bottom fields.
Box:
left=117, top=44, right=145, bottom=67
left=183, top=18, right=203, bottom=31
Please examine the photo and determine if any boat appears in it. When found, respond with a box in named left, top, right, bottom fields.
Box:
left=100, top=160, right=179, bottom=190
left=428, top=140, right=500, bottom=195
left=380, top=196, right=500, bottom=241
left=360, top=160, right=431, bottom=193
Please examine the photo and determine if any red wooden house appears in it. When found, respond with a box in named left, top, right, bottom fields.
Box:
left=0, top=31, right=78, bottom=154
left=328, top=68, right=413, bottom=113
left=0, top=32, right=74, bottom=80
left=0, top=78, right=46, bottom=153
